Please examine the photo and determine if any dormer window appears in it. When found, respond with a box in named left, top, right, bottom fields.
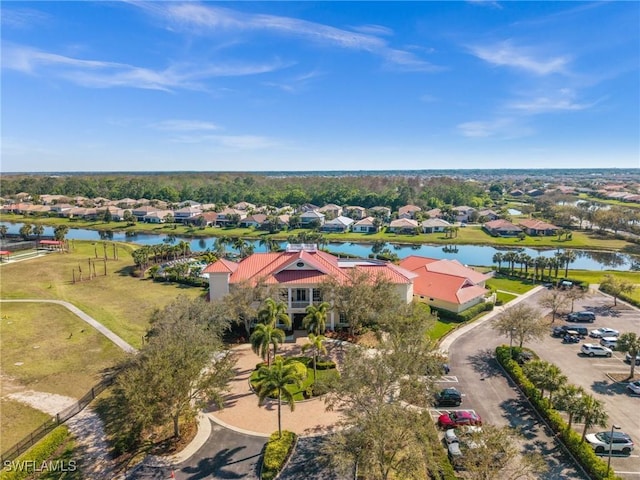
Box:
left=296, top=261, right=305, bottom=268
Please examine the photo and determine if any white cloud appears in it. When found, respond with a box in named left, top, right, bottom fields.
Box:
left=508, top=90, right=598, bottom=113
left=1, top=8, right=51, bottom=29
left=169, top=133, right=279, bottom=149
left=2, top=44, right=287, bottom=91
left=469, top=41, right=570, bottom=75
left=457, top=117, right=533, bottom=138
left=152, top=120, right=220, bottom=131
left=141, top=3, right=440, bottom=73
left=466, top=0, right=503, bottom=9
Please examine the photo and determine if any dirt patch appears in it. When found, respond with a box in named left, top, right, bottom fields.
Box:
left=607, top=373, right=640, bottom=383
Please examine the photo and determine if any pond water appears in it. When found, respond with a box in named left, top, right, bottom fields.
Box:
left=507, top=208, right=522, bottom=215
left=2, top=222, right=638, bottom=271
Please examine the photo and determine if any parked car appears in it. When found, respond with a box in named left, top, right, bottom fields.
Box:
left=589, top=328, right=620, bottom=338
left=438, top=411, right=482, bottom=429
left=627, top=381, right=640, bottom=395
left=625, top=352, right=640, bottom=366
left=581, top=344, right=613, bottom=357
left=568, top=311, right=596, bottom=323
left=562, top=332, right=581, bottom=344
left=553, top=325, right=588, bottom=338
left=436, top=388, right=463, bottom=407
left=447, top=441, right=464, bottom=469
left=600, top=337, right=618, bottom=349
left=585, top=431, right=634, bottom=455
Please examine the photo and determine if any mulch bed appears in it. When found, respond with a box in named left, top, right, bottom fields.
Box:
left=607, top=372, right=639, bottom=383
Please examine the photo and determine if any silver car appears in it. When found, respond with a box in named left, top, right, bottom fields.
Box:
left=589, top=328, right=619, bottom=338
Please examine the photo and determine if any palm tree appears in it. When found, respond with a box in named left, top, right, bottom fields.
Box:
left=19, top=223, right=32, bottom=240
left=303, top=302, right=330, bottom=335
left=258, top=298, right=291, bottom=329
left=617, top=332, right=640, bottom=378
left=562, top=250, right=577, bottom=278
left=250, top=323, right=286, bottom=367
left=503, top=251, right=517, bottom=275
left=301, top=333, right=327, bottom=384
left=534, top=256, right=547, bottom=282
left=554, top=384, right=585, bottom=431
left=542, top=364, right=567, bottom=405
left=254, top=356, right=305, bottom=438
left=177, top=240, right=191, bottom=259
left=492, top=252, right=503, bottom=271
left=523, top=360, right=550, bottom=398
left=32, top=224, right=44, bottom=245
left=574, top=394, right=608, bottom=442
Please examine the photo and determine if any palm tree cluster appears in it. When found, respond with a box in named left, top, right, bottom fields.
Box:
left=131, top=241, right=192, bottom=269
left=492, top=249, right=577, bottom=281
left=523, top=359, right=608, bottom=442
left=250, top=298, right=291, bottom=367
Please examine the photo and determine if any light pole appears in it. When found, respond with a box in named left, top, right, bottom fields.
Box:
left=607, top=424, right=621, bottom=475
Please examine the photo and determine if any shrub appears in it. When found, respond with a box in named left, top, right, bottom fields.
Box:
left=432, top=302, right=493, bottom=323
left=315, top=360, right=336, bottom=370
left=1, top=426, right=71, bottom=480
left=261, top=431, right=296, bottom=480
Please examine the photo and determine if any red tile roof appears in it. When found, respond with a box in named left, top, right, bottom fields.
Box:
left=204, top=249, right=414, bottom=287
left=518, top=219, right=559, bottom=230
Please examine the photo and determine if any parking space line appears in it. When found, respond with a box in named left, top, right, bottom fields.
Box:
left=435, top=375, right=458, bottom=383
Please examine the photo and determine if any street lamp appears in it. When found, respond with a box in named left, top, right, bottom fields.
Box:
left=607, top=424, right=621, bottom=475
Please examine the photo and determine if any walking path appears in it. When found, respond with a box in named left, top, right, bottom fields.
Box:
left=0, top=299, right=136, bottom=353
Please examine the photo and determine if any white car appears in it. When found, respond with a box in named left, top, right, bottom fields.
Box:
left=628, top=381, right=640, bottom=395
left=625, top=352, right=640, bottom=366
left=585, top=431, right=634, bottom=455
left=589, top=328, right=620, bottom=338
left=600, top=337, right=618, bottom=349
left=581, top=344, right=613, bottom=357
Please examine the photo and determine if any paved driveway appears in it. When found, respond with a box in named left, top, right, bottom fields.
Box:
left=127, top=422, right=266, bottom=480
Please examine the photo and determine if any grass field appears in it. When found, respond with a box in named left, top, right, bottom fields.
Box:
left=0, top=241, right=204, bottom=347
left=496, top=291, right=518, bottom=304
left=0, top=398, right=52, bottom=449
left=0, top=303, right=126, bottom=398
left=486, top=275, right=537, bottom=295
left=565, top=269, right=640, bottom=285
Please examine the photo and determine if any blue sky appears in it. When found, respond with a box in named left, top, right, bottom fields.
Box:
left=2, top=1, right=639, bottom=172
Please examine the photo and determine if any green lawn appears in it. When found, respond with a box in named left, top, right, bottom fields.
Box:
left=496, top=291, right=518, bottom=304
left=0, top=303, right=126, bottom=398
left=486, top=275, right=537, bottom=295
left=0, top=240, right=204, bottom=348
left=565, top=269, right=640, bottom=285
left=428, top=319, right=460, bottom=340
left=0, top=398, right=52, bottom=449
left=250, top=359, right=339, bottom=401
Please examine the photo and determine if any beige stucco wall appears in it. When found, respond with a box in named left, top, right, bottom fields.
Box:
left=208, top=273, right=230, bottom=301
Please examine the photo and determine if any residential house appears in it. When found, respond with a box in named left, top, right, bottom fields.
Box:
left=452, top=206, right=476, bottom=223
left=116, top=198, right=138, bottom=208
left=204, top=244, right=417, bottom=330
left=398, top=205, right=422, bottom=219
left=369, top=206, right=392, bottom=221
left=509, top=189, right=524, bottom=197
left=518, top=219, right=560, bottom=236
left=421, top=218, right=451, bottom=233
left=425, top=208, right=442, bottom=219
left=483, top=219, right=523, bottom=237
left=477, top=209, right=499, bottom=221
left=174, top=206, right=202, bottom=224
left=352, top=217, right=379, bottom=233
left=344, top=206, right=367, bottom=220
left=50, top=204, right=73, bottom=216
left=318, top=204, right=343, bottom=218
left=65, top=207, right=89, bottom=219
left=132, top=206, right=160, bottom=222
left=320, top=216, right=354, bottom=233
left=144, top=210, right=173, bottom=223
left=399, top=256, right=491, bottom=313
left=96, top=206, right=125, bottom=221
left=179, top=200, right=202, bottom=208
left=298, top=203, right=320, bottom=213
left=388, top=218, right=419, bottom=234
left=233, top=201, right=256, bottom=211
left=216, top=208, right=246, bottom=226
left=15, top=192, right=32, bottom=201
left=240, top=214, right=268, bottom=228
left=300, top=210, right=325, bottom=227
left=185, top=212, right=218, bottom=227
left=527, top=189, right=545, bottom=197
left=40, top=195, right=70, bottom=205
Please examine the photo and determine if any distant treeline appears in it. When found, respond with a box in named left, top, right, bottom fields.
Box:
left=0, top=173, right=490, bottom=209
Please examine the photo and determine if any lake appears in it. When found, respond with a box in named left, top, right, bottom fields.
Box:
left=1, top=222, right=637, bottom=271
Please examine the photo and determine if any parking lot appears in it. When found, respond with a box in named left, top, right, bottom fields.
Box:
left=520, top=289, right=640, bottom=478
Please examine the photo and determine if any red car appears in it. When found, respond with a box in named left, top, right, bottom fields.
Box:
left=438, top=411, right=482, bottom=429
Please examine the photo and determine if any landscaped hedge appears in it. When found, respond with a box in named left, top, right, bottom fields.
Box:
left=261, top=430, right=296, bottom=480
left=495, top=346, right=622, bottom=480
left=432, top=301, right=493, bottom=323
left=0, top=426, right=72, bottom=480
